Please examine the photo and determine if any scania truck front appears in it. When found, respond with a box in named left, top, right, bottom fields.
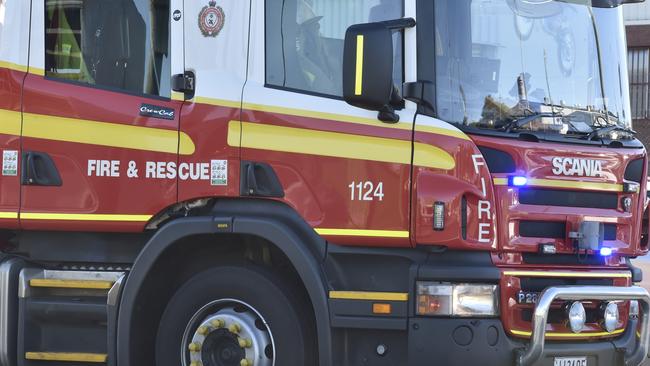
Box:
left=341, top=0, right=650, bottom=365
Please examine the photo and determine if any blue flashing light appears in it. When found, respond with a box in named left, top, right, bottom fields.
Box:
left=510, top=176, right=528, bottom=187
left=600, top=247, right=613, bottom=257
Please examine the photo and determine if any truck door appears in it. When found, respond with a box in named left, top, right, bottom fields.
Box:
left=241, top=0, right=416, bottom=247
left=0, top=1, right=30, bottom=230
left=176, top=0, right=250, bottom=203
left=20, top=0, right=184, bottom=231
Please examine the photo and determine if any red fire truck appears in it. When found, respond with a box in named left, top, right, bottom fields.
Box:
left=0, top=0, right=649, bottom=365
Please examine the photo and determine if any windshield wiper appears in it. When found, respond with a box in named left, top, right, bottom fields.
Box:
left=502, top=113, right=556, bottom=133
left=586, top=125, right=636, bottom=141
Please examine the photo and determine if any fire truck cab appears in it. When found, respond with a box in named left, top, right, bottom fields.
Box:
left=0, top=0, right=649, bottom=365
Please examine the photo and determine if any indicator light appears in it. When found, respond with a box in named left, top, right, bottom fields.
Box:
left=433, top=202, right=445, bottom=231
left=622, top=197, right=632, bottom=212
left=599, top=247, right=613, bottom=257
left=540, top=243, right=557, bottom=254
left=508, top=176, right=528, bottom=187
left=372, top=303, right=392, bottom=314
left=624, top=182, right=640, bottom=194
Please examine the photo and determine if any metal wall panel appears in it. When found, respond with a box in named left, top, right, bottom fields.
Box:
left=628, top=48, right=650, bottom=119
left=624, top=1, right=650, bottom=24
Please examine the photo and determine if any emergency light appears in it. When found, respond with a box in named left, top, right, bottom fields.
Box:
left=508, top=176, right=528, bottom=187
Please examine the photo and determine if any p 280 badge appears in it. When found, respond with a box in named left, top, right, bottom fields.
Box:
left=517, top=291, right=539, bottom=304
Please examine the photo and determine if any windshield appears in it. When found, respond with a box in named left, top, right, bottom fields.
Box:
left=432, top=0, right=632, bottom=138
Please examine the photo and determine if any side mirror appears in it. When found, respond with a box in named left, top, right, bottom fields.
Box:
left=342, top=19, right=415, bottom=122
left=343, top=22, right=394, bottom=112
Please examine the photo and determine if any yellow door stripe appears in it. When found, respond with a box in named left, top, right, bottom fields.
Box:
left=221, top=101, right=471, bottom=141
left=229, top=121, right=455, bottom=170
left=329, top=291, right=409, bottom=302
left=503, top=270, right=631, bottom=278
left=178, top=97, right=472, bottom=141
left=316, top=228, right=409, bottom=238
left=25, top=352, right=108, bottom=363
left=511, top=328, right=625, bottom=339
left=355, top=35, right=364, bottom=95
left=29, top=67, right=46, bottom=76
left=0, top=212, right=18, bottom=219
left=20, top=213, right=152, bottom=222
left=22, top=113, right=195, bottom=155
left=30, top=278, right=114, bottom=290
left=493, top=177, right=623, bottom=192
left=0, top=60, right=28, bottom=73
left=0, top=109, right=23, bottom=136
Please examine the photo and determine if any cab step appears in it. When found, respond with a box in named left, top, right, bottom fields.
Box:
left=15, top=268, right=125, bottom=366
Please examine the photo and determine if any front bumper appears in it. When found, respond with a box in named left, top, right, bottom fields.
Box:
left=408, top=286, right=650, bottom=366
left=518, top=286, right=650, bottom=366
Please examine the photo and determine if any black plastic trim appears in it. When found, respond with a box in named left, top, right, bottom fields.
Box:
left=117, top=199, right=331, bottom=366
left=477, top=146, right=516, bottom=173
left=519, top=188, right=619, bottom=209
left=240, top=161, right=285, bottom=198
left=519, top=221, right=565, bottom=239
left=625, top=158, right=645, bottom=183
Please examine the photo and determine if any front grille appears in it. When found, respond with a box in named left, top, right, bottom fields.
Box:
left=520, top=278, right=613, bottom=292
left=604, top=224, right=617, bottom=240
left=522, top=253, right=606, bottom=265
left=519, top=188, right=618, bottom=209
left=520, top=221, right=565, bottom=238
left=521, top=307, right=600, bottom=323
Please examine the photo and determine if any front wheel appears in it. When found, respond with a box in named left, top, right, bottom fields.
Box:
left=155, top=265, right=316, bottom=366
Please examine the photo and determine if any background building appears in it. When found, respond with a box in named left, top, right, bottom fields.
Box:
left=626, top=2, right=650, bottom=146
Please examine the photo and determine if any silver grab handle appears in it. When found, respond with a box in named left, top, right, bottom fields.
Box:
left=516, top=285, right=650, bottom=366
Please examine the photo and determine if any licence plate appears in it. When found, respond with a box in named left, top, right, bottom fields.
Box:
left=554, top=357, right=587, bottom=366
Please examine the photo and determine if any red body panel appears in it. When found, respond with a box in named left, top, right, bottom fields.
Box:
left=0, top=68, right=23, bottom=229
left=473, top=135, right=647, bottom=257
left=20, top=75, right=183, bottom=231
left=412, top=128, right=498, bottom=250
left=240, top=108, right=412, bottom=247
left=177, top=102, right=240, bottom=203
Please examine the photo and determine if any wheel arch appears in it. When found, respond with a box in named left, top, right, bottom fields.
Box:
left=116, top=199, right=332, bottom=366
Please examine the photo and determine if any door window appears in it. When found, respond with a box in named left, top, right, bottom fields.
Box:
left=45, top=0, right=171, bottom=97
left=265, top=0, right=403, bottom=97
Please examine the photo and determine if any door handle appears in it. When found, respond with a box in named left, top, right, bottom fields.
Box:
left=22, top=151, right=62, bottom=186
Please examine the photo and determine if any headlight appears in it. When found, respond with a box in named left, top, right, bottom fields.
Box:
left=417, top=282, right=498, bottom=317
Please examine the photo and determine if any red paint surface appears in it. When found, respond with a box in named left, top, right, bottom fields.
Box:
left=0, top=69, right=25, bottom=229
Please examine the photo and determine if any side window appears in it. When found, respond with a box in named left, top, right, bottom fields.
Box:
left=266, top=0, right=403, bottom=98
left=45, top=0, right=171, bottom=98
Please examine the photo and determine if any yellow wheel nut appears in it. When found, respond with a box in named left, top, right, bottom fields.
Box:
left=238, top=337, right=252, bottom=348
left=197, top=326, right=209, bottom=336
left=210, top=319, right=225, bottom=328
left=228, top=323, right=241, bottom=334
left=190, top=361, right=202, bottom=366
left=240, top=359, right=253, bottom=366
left=188, top=342, right=201, bottom=352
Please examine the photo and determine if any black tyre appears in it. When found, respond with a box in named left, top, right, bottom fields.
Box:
left=155, top=264, right=316, bottom=366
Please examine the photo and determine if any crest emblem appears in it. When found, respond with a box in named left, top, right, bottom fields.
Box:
left=198, top=1, right=225, bottom=37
